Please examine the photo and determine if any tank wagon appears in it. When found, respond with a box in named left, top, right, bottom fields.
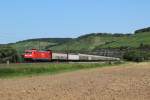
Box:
left=23, top=49, right=120, bottom=62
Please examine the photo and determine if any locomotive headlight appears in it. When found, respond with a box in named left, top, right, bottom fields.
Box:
left=24, top=54, right=32, bottom=57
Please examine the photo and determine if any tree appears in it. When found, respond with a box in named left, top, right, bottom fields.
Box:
left=0, top=46, right=18, bottom=63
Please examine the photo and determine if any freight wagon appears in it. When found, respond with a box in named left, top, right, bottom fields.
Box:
left=52, top=53, right=68, bottom=61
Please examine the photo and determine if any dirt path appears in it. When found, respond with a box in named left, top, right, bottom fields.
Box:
left=0, top=62, right=150, bottom=100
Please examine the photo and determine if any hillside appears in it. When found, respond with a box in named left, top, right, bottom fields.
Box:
left=95, top=32, right=150, bottom=49
left=49, top=33, right=124, bottom=52
left=9, top=38, right=72, bottom=54
left=9, top=27, right=150, bottom=53
left=49, top=32, right=150, bottom=52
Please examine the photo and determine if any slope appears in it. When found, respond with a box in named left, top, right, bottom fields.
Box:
left=96, top=32, right=150, bottom=49
left=9, top=38, right=72, bottom=54
left=49, top=32, right=150, bottom=52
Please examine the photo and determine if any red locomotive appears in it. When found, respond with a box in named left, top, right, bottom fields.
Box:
left=23, top=49, right=52, bottom=61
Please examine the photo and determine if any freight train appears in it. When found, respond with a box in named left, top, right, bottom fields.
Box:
left=23, top=49, right=120, bottom=62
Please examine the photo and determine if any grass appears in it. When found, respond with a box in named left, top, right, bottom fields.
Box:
left=0, top=62, right=122, bottom=78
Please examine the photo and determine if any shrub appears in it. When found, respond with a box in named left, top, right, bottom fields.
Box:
left=123, top=50, right=150, bottom=62
left=0, top=46, right=18, bottom=63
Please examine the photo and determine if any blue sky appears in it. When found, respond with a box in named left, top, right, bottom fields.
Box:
left=0, top=0, right=150, bottom=44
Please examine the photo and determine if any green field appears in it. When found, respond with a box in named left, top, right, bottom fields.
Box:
left=0, top=62, right=121, bottom=78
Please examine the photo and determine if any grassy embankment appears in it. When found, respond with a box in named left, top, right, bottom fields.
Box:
left=0, top=62, right=122, bottom=78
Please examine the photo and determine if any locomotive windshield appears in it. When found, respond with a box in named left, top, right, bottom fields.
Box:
left=25, top=52, right=32, bottom=54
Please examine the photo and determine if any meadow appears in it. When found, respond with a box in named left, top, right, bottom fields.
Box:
left=0, top=62, right=120, bottom=78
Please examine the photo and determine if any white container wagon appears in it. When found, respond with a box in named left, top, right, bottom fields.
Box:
left=68, top=54, right=79, bottom=60
left=52, top=53, right=68, bottom=60
left=78, top=54, right=120, bottom=61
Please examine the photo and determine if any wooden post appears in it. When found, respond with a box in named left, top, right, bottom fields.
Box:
left=7, top=60, right=10, bottom=65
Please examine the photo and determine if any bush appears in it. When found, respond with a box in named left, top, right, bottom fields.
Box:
left=123, top=50, right=150, bottom=62
left=0, top=46, right=18, bottom=63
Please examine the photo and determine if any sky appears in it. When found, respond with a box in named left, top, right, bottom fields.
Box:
left=0, top=0, right=150, bottom=44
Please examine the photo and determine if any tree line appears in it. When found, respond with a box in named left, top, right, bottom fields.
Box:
left=135, top=27, right=150, bottom=33
left=0, top=45, right=18, bottom=63
left=78, top=33, right=132, bottom=39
